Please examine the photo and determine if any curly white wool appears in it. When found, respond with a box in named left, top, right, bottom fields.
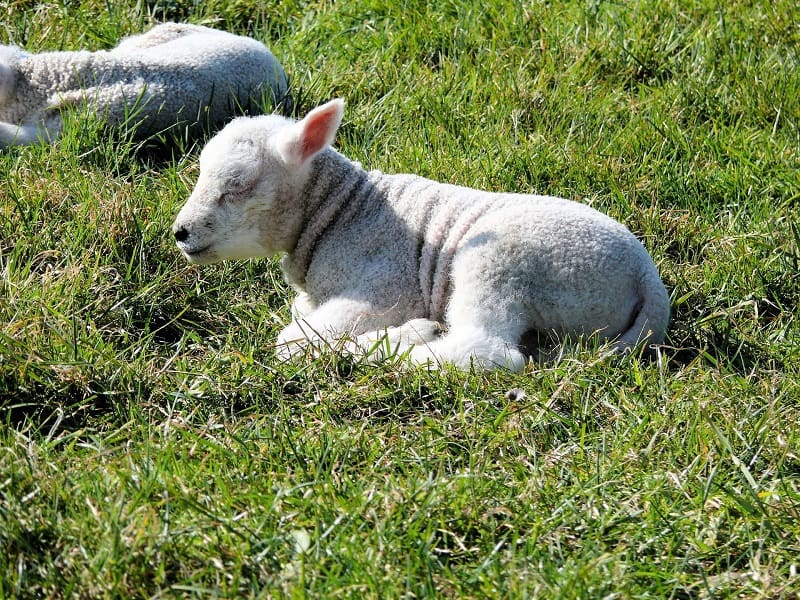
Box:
left=0, top=22, right=288, bottom=147
left=172, top=99, right=671, bottom=371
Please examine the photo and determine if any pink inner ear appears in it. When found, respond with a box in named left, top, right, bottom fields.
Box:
left=299, top=104, right=341, bottom=161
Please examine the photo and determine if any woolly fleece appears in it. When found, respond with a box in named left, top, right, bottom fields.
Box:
left=0, top=22, right=288, bottom=147
left=172, top=99, right=671, bottom=371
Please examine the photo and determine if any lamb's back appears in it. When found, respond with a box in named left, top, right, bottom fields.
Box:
left=376, top=172, right=655, bottom=322
left=99, top=29, right=287, bottom=125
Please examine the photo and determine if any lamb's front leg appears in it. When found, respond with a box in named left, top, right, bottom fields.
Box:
left=275, top=297, right=444, bottom=363
left=275, top=297, right=379, bottom=361
left=0, top=118, right=61, bottom=147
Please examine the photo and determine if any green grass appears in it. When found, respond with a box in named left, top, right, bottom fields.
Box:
left=2, top=0, right=800, bottom=597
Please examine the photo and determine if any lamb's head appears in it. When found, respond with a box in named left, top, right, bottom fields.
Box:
left=172, top=99, right=345, bottom=264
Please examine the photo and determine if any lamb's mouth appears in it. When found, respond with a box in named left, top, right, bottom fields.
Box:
left=181, top=244, right=214, bottom=263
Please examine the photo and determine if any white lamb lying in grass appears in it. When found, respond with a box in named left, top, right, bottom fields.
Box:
left=0, top=22, right=288, bottom=148
left=172, top=99, right=670, bottom=371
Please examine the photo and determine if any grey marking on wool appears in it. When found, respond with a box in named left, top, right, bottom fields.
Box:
left=282, top=153, right=371, bottom=288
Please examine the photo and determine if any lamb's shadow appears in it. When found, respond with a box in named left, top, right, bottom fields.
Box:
left=664, top=325, right=782, bottom=375
left=657, top=286, right=786, bottom=375
left=80, top=90, right=295, bottom=170
left=512, top=269, right=791, bottom=376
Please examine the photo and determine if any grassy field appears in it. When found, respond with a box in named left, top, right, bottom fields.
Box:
left=2, top=0, right=800, bottom=597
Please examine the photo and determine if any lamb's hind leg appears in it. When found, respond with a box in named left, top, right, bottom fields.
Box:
left=353, top=318, right=444, bottom=359
left=354, top=318, right=521, bottom=370
left=406, top=326, right=527, bottom=372
left=404, top=276, right=530, bottom=371
left=0, top=118, right=61, bottom=147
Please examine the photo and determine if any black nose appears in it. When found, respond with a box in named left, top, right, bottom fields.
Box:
left=174, top=225, right=189, bottom=243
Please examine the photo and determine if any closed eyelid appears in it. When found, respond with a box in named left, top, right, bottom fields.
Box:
left=218, top=178, right=257, bottom=205
left=226, top=173, right=257, bottom=192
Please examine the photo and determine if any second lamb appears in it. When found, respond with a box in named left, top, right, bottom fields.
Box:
left=0, top=22, right=288, bottom=147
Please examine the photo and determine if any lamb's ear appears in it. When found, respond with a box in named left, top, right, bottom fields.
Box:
left=279, top=99, right=344, bottom=167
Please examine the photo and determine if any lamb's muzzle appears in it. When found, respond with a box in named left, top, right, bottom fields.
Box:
left=173, top=226, right=189, bottom=243
left=173, top=98, right=670, bottom=371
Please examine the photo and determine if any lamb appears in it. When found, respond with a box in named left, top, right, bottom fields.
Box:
left=172, top=99, right=671, bottom=371
left=0, top=22, right=288, bottom=148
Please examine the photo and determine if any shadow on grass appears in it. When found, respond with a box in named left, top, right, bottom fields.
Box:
left=663, top=291, right=787, bottom=375
left=0, top=382, right=126, bottom=434
left=59, top=85, right=295, bottom=174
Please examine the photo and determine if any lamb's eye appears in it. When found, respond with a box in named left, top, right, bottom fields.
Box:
left=217, top=192, right=231, bottom=205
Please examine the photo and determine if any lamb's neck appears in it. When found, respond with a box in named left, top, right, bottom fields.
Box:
left=281, top=149, right=376, bottom=289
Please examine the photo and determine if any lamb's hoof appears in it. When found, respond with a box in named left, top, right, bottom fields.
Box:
left=389, top=318, right=445, bottom=346
left=608, top=340, right=633, bottom=355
